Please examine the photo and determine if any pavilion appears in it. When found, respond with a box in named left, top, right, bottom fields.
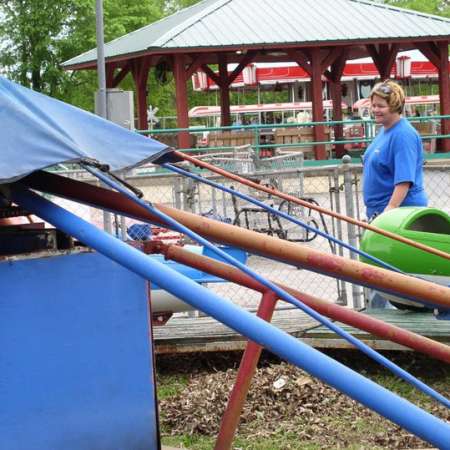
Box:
left=63, top=0, right=450, bottom=159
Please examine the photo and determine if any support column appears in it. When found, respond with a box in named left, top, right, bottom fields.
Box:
left=218, top=53, right=231, bottom=127
left=106, top=63, right=116, bottom=88
left=173, top=54, right=191, bottom=149
left=438, top=41, right=450, bottom=152
left=131, top=58, right=151, bottom=130
left=330, top=81, right=344, bottom=157
left=326, top=49, right=349, bottom=158
left=310, top=48, right=326, bottom=160
left=416, top=41, right=450, bottom=153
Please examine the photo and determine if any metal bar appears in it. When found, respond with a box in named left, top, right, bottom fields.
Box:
left=176, top=151, right=450, bottom=261
left=342, top=157, right=364, bottom=308
left=8, top=184, right=450, bottom=448
left=21, top=171, right=450, bottom=311
left=95, top=0, right=112, bottom=235
left=90, top=165, right=450, bottom=412
left=165, top=163, right=402, bottom=274
left=331, top=169, right=348, bottom=306
left=150, top=243, right=450, bottom=364
left=215, top=291, right=278, bottom=450
left=81, top=167, right=450, bottom=409
left=140, top=115, right=450, bottom=134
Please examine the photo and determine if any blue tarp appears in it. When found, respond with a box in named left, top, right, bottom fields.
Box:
left=0, top=76, right=174, bottom=184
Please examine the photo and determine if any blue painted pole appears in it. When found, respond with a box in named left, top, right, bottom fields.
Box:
left=164, top=163, right=403, bottom=273
left=82, top=165, right=450, bottom=409
left=8, top=184, right=450, bottom=448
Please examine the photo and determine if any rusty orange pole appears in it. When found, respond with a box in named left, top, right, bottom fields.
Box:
left=22, top=171, right=450, bottom=310
left=175, top=151, right=450, bottom=262
left=146, top=242, right=450, bottom=364
left=214, top=291, right=278, bottom=450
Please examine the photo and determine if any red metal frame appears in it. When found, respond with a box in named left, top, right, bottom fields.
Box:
left=141, top=241, right=450, bottom=449
left=21, top=171, right=450, bottom=311
left=176, top=150, right=450, bottom=262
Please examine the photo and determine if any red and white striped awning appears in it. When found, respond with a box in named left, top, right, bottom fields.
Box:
left=192, top=50, right=447, bottom=91
left=188, top=100, right=347, bottom=117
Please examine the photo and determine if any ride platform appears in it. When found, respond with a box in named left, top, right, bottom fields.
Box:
left=153, top=307, right=450, bottom=354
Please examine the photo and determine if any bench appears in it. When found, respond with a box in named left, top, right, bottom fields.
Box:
left=208, top=131, right=254, bottom=148
left=274, top=127, right=332, bottom=158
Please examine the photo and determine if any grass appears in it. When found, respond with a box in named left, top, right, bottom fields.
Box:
left=157, top=373, right=189, bottom=400
left=157, top=351, right=449, bottom=449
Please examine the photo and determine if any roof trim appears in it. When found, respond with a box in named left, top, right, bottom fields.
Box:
left=62, top=0, right=450, bottom=70
left=63, top=36, right=450, bottom=71
left=350, top=0, right=450, bottom=24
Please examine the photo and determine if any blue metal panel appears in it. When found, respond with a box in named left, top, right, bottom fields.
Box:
left=150, top=245, right=248, bottom=289
left=0, top=251, right=159, bottom=450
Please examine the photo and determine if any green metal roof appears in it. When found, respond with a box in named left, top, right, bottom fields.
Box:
left=63, top=0, right=450, bottom=69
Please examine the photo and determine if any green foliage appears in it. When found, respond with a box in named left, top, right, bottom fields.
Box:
left=382, top=0, right=450, bottom=16
left=1, top=0, right=448, bottom=118
left=0, top=0, right=170, bottom=110
left=0, top=0, right=74, bottom=93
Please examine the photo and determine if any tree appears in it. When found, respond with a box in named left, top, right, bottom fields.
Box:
left=0, top=0, right=168, bottom=108
left=0, top=0, right=74, bottom=95
left=59, top=0, right=167, bottom=111
left=382, top=0, right=450, bottom=16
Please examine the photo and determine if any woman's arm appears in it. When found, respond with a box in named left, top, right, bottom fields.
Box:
left=385, top=182, right=411, bottom=212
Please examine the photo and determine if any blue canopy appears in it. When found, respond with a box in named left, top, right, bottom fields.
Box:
left=0, top=76, right=174, bottom=184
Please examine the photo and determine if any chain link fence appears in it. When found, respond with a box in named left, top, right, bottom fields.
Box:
left=50, top=155, right=449, bottom=310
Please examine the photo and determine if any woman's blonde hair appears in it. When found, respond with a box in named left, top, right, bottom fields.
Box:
left=369, top=80, right=405, bottom=114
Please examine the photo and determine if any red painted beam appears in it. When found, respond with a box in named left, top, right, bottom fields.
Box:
left=438, top=41, right=450, bottom=152
left=148, top=241, right=450, bottom=449
left=173, top=54, right=191, bottom=149
left=21, top=171, right=450, bottom=311
left=150, top=242, right=450, bottom=365
left=177, top=151, right=450, bottom=262
left=310, top=48, right=326, bottom=160
left=215, top=291, right=277, bottom=450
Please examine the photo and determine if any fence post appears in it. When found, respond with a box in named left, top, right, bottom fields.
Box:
left=330, top=168, right=348, bottom=306
left=342, top=155, right=363, bottom=309
left=173, top=176, right=182, bottom=210
left=182, top=177, right=197, bottom=213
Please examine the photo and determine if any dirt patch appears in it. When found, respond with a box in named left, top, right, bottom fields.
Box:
left=157, top=350, right=450, bottom=449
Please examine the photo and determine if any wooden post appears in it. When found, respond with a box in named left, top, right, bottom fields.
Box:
left=438, top=41, right=450, bottom=153
left=310, top=48, right=326, bottom=160
left=416, top=41, right=450, bottom=153
left=326, top=49, right=349, bottom=158
left=131, top=58, right=151, bottom=130
left=218, top=53, right=231, bottom=127
left=330, top=81, right=344, bottom=157
left=173, top=54, right=191, bottom=149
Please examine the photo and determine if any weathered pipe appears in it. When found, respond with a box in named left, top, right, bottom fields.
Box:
left=176, top=151, right=450, bottom=262
left=90, top=164, right=450, bottom=409
left=22, top=171, right=450, bottom=310
left=148, top=242, right=450, bottom=364
left=215, top=291, right=278, bottom=450
left=8, top=184, right=450, bottom=449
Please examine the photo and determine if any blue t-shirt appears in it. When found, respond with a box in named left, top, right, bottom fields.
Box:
left=363, top=118, right=427, bottom=219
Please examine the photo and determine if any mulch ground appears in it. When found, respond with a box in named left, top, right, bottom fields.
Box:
left=157, top=350, right=450, bottom=449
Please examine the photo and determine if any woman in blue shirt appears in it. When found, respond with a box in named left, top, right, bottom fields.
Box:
left=362, top=80, right=427, bottom=221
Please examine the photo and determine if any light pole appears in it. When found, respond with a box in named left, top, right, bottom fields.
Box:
left=96, top=0, right=112, bottom=233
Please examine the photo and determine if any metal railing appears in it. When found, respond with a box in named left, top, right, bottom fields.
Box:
left=138, top=115, right=450, bottom=157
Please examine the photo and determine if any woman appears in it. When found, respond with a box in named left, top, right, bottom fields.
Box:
left=362, top=80, right=427, bottom=221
